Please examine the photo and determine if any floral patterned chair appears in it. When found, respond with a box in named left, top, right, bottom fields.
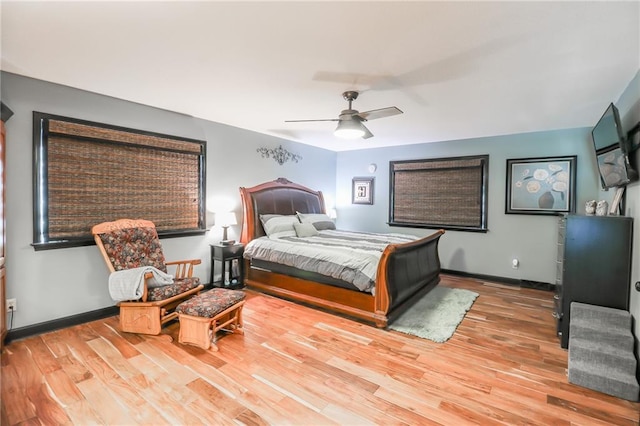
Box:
left=92, top=219, right=204, bottom=335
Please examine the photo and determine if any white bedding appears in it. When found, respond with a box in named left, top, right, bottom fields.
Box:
left=243, top=229, right=418, bottom=293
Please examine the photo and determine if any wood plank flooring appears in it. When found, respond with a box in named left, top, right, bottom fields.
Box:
left=1, top=274, right=639, bottom=425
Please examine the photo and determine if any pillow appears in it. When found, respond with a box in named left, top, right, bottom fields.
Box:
left=260, top=214, right=299, bottom=238
left=259, top=214, right=286, bottom=227
left=293, top=221, right=319, bottom=237
left=296, top=212, right=336, bottom=231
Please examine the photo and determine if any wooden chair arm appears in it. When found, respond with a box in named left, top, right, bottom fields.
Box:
left=140, top=258, right=202, bottom=300
left=165, top=259, right=202, bottom=279
left=165, top=259, right=202, bottom=265
left=139, top=272, right=153, bottom=302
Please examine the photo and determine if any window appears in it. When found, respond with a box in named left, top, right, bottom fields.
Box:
left=389, top=155, right=489, bottom=232
left=33, top=112, right=206, bottom=250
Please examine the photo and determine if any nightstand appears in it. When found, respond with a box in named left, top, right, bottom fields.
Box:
left=210, top=243, right=245, bottom=289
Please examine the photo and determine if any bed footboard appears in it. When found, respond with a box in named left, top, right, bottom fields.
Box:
left=374, top=229, right=445, bottom=325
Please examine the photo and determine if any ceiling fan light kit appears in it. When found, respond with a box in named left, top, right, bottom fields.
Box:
left=335, top=118, right=365, bottom=139
left=285, top=90, right=403, bottom=140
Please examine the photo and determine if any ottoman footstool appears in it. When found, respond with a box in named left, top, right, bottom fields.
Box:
left=175, top=288, right=246, bottom=351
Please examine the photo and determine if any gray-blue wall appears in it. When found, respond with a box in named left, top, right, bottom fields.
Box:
left=2, top=71, right=337, bottom=329
left=335, top=69, right=640, bottom=363
left=616, top=70, right=640, bottom=363
left=336, top=128, right=601, bottom=284
left=3, top=68, right=639, bottom=351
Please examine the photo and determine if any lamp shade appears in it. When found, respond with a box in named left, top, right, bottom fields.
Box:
left=215, top=211, right=237, bottom=227
left=335, top=118, right=365, bottom=139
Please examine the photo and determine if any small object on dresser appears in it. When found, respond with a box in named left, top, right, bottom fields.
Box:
left=585, top=200, right=596, bottom=215
left=596, top=200, right=608, bottom=216
left=609, top=186, right=625, bottom=216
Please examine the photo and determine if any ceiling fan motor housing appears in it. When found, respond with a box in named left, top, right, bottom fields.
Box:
left=340, top=109, right=362, bottom=121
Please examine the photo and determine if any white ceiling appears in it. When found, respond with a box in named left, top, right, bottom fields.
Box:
left=1, top=1, right=639, bottom=152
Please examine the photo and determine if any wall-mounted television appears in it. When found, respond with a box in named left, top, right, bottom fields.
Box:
left=591, top=103, right=638, bottom=189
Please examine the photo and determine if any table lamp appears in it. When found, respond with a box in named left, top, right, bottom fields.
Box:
left=216, top=211, right=237, bottom=245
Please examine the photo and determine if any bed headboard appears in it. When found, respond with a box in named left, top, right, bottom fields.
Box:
left=239, top=178, right=326, bottom=243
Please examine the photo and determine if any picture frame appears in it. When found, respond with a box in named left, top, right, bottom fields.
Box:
left=505, top=155, right=576, bottom=215
left=352, top=177, right=374, bottom=205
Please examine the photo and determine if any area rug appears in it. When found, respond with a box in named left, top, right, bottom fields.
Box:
left=389, top=286, right=479, bottom=342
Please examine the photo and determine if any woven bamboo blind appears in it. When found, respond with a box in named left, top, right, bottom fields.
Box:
left=33, top=113, right=206, bottom=248
left=390, top=155, right=488, bottom=231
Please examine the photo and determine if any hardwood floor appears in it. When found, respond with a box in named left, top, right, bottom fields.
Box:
left=2, top=274, right=639, bottom=425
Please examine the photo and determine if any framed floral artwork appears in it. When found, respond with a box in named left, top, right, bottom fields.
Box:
left=352, top=177, right=374, bottom=205
left=505, top=155, right=577, bottom=215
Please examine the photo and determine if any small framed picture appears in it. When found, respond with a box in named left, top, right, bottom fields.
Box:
left=505, top=155, right=577, bottom=215
left=352, top=177, right=374, bottom=205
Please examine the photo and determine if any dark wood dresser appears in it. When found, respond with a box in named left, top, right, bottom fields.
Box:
left=555, top=214, right=633, bottom=348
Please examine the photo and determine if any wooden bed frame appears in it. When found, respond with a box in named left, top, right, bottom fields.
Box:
left=239, top=178, right=444, bottom=328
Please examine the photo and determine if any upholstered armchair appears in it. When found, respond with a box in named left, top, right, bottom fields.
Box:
left=92, top=219, right=203, bottom=335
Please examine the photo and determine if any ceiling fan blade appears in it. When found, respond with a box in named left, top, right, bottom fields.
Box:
left=356, top=106, right=403, bottom=121
left=284, top=118, right=339, bottom=123
left=361, top=124, right=374, bottom=139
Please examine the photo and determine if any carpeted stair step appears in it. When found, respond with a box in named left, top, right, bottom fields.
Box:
left=569, top=337, right=637, bottom=374
left=568, top=358, right=639, bottom=402
left=570, top=317, right=634, bottom=350
left=570, top=302, right=631, bottom=329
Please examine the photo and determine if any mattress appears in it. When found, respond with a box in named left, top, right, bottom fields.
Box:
left=243, top=229, right=419, bottom=293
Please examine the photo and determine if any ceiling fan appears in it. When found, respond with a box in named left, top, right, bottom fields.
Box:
left=285, top=91, right=403, bottom=139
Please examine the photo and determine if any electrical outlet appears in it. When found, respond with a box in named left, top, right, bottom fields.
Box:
left=6, top=298, right=16, bottom=312
left=511, top=258, right=519, bottom=269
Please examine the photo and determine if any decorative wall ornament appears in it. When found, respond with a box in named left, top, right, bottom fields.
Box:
left=257, top=145, right=302, bottom=165
left=596, top=200, right=608, bottom=216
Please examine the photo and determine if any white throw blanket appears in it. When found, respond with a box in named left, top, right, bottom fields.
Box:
left=108, top=266, right=174, bottom=302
